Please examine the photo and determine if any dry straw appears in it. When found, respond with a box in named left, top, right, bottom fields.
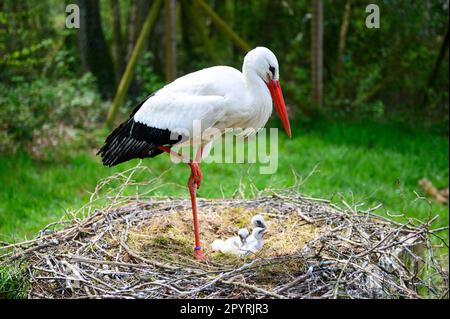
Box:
left=0, top=163, right=448, bottom=299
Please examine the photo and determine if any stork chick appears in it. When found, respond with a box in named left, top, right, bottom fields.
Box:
left=240, top=227, right=266, bottom=255
left=251, top=214, right=267, bottom=229
left=211, top=228, right=249, bottom=255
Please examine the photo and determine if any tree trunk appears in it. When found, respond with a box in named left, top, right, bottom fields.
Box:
left=110, top=0, right=123, bottom=82
left=192, top=0, right=220, bottom=63
left=77, top=0, right=89, bottom=72
left=106, top=0, right=163, bottom=127
left=165, top=0, right=177, bottom=82
left=224, top=0, right=235, bottom=59
left=125, top=0, right=139, bottom=63
left=138, top=0, right=152, bottom=33
left=421, top=23, right=449, bottom=108
left=77, top=0, right=115, bottom=98
left=149, top=10, right=166, bottom=77
left=337, top=0, right=352, bottom=99
left=427, top=24, right=449, bottom=88
left=195, top=0, right=251, bottom=53
left=311, top=0, right=324, bottom=108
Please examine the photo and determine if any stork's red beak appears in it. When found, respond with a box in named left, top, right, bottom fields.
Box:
left=268, top=80, right=291, bottom=138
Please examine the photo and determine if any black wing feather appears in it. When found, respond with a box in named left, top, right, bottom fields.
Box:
left=97, top=94, right=183, bottom=167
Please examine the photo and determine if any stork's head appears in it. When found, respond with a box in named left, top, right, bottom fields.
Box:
left=251, top=214, right=266, bottom=229
left=252, top=227, right=267, bottom=241
left=238, top=228, right=250, bottom=243
left=243, top=47, right=292, bottom=138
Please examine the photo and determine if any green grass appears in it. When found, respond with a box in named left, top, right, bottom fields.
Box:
left=0, top=119, right=448, bottom=243
left=0, top=264, right=29, bottom=298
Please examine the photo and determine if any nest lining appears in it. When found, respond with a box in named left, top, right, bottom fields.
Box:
left=127, top=205, right=322, bottom=262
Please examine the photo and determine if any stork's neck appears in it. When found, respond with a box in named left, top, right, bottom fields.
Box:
left=242, top=64, right=269, bottom=100
left=240, top=63, right=272, bottom=129
left=243, top=64, right=265, bottom=88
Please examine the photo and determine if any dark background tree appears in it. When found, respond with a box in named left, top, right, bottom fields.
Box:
left=110, top=0, right=124, bottom=82
left=77, top=0, right=115, bottom=98
left=311, top=0, right=324, bottom=109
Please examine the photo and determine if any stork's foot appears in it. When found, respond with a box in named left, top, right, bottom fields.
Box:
left=188, top=161, right=202, bottom=190
left=194, top=246, right=207, bottom=261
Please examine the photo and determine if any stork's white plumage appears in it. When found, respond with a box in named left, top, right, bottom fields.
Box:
left=98, top=47, right=291, bottom=260
left=240, top=227, right=266, bottom=255
left=133, top=47, right=289, bottom=143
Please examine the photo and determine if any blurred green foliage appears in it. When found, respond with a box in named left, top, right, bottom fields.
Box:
left=0, top=74, right=104, bottom=153
left=0, top=0, right=447, bottom=135
left=134, top=51, right=165, bottom=101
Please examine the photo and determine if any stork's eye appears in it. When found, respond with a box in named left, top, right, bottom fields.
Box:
left=269, top=65, right=275, bottom=78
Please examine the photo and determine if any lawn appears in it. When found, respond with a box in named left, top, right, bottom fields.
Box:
left=0, top=118, right=448, bottom=243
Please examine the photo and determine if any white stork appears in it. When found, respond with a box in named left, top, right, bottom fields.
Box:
left=98, top=47, right=291, bottom=260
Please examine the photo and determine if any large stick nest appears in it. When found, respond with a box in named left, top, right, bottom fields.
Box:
left=1, top=164, right=448, bottom=299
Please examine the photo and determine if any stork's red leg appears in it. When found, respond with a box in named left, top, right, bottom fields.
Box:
left=187, top=161, right=205, bottom=260
left=159, top=146, right=206, bottom=261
